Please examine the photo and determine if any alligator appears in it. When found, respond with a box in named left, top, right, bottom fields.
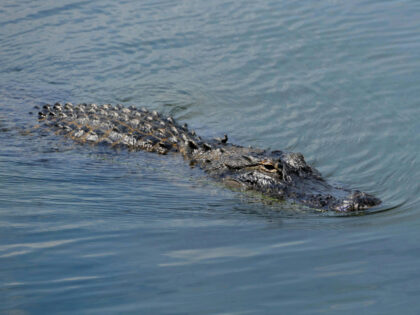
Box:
left=36, top=102, right=381, bottom=212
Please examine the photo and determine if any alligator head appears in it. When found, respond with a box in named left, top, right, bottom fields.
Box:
left=195, top=146, right=381, bottom=212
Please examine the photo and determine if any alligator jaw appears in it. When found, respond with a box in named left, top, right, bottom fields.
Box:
left=277, top=180, right=381, bottom=212
left=332, top=191, right=382, bottom=212
left=277, top=183, right=382, bottom=212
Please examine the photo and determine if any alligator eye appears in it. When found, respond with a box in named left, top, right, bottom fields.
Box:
left=260, top=163, right=277, bottom=172
left=263, top=164, right=275, bottom=170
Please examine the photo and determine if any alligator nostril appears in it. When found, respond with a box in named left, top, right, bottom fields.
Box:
left=334, top=190, right=382, bottom=212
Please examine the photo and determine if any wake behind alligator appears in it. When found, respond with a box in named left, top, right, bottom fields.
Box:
left=36, top=102, right=381, bottom=212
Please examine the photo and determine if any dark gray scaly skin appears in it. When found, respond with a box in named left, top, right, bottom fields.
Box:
left=36, top=102, right=381, bottom=212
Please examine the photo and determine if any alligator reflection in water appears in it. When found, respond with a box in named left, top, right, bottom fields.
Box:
left=36, top=102, right=381, bottom=212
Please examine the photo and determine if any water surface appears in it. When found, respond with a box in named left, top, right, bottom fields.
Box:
left=1, top=0, right=420, bottom=314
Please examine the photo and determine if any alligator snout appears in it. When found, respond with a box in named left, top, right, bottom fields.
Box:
left=334, top=191, right=381, bottom=212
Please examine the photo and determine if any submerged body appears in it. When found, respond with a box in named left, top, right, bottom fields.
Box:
left=37, top=102, right=381, bottom=212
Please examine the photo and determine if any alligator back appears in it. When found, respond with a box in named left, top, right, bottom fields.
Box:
left=38, top=102, right=202, bottom=156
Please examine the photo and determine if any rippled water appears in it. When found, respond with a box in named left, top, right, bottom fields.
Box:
left=1, top=0, right=420, bottom=313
